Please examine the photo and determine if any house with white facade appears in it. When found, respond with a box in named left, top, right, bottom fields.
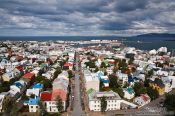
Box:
left=123, top=87, right=135, bottom=100
left=84, top=69, right=100, bottom=91
left=116, top=71, right=128, bottom=86
left=88, top=90, right=122, bottom=111
left=133, top=94, right=151, bottom=107
left=10, top=80, right=27, bottom=95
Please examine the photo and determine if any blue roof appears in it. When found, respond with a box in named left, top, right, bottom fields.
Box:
left=14, top=82, right=23, bottom=88
left=32, top=83, right=44, bottom=89
left=28, top=96, right=40, bottom=105
left=128, top=75, right=134, bottom=83
left=101, top=79, right=109, bottom=83
left=133, top=77, right=139, bottom=81
left=125, top=88, right=135, bottom=94
left=24, top=101, right=29, bottom=104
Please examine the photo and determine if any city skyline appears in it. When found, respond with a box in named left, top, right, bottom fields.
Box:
left=0, top=0, right=175, bottom=36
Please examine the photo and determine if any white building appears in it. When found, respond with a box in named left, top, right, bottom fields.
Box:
left=106, top=67, right=113, bottom=75
left=84, top=69, right=100, bottom=91
left=116, top=71, right=128, bottom=85
left=133, top=94, right=151, bottom=107
left=88, top=90, right=121, bottom=111
left=123, top=88, right=135, bottom=100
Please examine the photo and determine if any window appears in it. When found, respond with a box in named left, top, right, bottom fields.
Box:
left=31, top=106, right=33, bottom=108
left=94, top=105, right=96, bottom=107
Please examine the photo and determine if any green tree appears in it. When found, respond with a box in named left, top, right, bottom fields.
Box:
left=147, top=69, right=154, bottom=77
left=39, top=101, right=48, bottom=116
left=133, top=82, right=147, bottom=96
left=100, top=80, right=104, bottom=91
left=101, top=96, right=107, bottom=112
left=112, top=87, right=124, bottom=98
left=35, top=76, right=45, bottom=83
left=117, top=87, right=124, bottom=98
left=100, top=62, right=107, bottom=68
left=109, top=75, right=120, bottom=88
left=56, top=96, right=64, bottom=113
left=164, top=94, right=175, bottom=111
left=94, top=67, right=99, bottom=72
left=53, top=67, right=62, bottom=80
left=147, top=87, right=159, bottom=100
left=144, top=78, right=150, bottom=87
left=123, top=82, right=129, bottom=88
left=43, top=79, right=52, bottom=89
left=68, top=70, right=73, bottom=78
left=128, top=58, right=134, bottom=65
left=8, top=98, right=18, bottom=116
left=30, top=94, right=35, bottom=98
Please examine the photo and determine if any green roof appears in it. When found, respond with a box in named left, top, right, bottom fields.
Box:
left=40, top=63, right=47, bottom=68
left=127, top=88, right=134, bottom=94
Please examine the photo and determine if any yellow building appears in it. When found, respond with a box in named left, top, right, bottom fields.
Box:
left=149, top=79, right=165, bottom=95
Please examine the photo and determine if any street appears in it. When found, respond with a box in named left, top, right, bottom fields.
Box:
left=71, top=52, right=86, bottom=116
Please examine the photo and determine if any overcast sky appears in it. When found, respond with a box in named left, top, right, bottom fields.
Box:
left=0, top=0, right=175, bottom=36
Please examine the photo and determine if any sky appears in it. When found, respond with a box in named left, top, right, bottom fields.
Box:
left=0, top=0, right=175, bottom=36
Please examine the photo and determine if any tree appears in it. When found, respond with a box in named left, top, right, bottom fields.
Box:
left=128, top=58, right=134, bottom=65
left=100, top=62, right=107, bottom=68
left=112, top=87, right=124, bottom=98
left=39, top=101, right=48, bottom=116
left=10, top=103, right=18, bottom=116
left=164, top=94, right=175, bottom=111
left=147, top=69, right=154, bottom=77
left=43, top=79, right=52, bottom=89
left=113, top=67, right=118, bottom=74
left=122, top=82, right=129, bottom=88
left=99, top=80, right=104, bottom=91
left=109, top=75, right=120, bottom=88
left=147, top=87, right=159, bottom=100
left=53, top=67, right=62, bottom=80
left=30, top=94, right=35, bottom=98
left=144, top=78, right=150, bottom=87
left=35, top=76, right=45, bottom=83
left=56, top=96, right=64, bottom=113
left=101, top=96, right=107, bottom=112
left=94, top=67, right=99, bottom=72
left=68, top=70, right=73, bottom=78
left=133, top=82, right=147, bottom=96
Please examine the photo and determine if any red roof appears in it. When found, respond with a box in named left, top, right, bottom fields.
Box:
left=52, top=89, right=67, bottom=101
left=22, top=73, right=35, bottom=79
left=40, top=91, right=52, bottom=101
left=141, top=94, right=150, bottom=102
left=16, top=65, right=24, bottom=71
left=108, top=61, right=115, bottom=64
left=64, top=63, right=73, bottom=67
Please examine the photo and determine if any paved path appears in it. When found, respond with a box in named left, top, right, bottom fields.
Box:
left=71, top=52, right=86, bottom=116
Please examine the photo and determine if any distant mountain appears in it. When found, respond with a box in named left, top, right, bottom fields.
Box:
left=135, top=33, right=175, bottom=38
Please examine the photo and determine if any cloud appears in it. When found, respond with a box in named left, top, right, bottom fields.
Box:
left=0, top=0, right=175, bottom=36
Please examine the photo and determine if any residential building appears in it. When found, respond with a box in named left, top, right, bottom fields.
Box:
left=88, top=90, right=122, bottom=111
left=133, top=94, right=151, bottom=107
left=123, top=87, right=135, bottom=100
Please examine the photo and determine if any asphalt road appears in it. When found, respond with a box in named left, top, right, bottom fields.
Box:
left=71, top=52, right=86, bottom=116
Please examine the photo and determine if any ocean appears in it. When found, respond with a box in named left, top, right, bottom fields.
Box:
left=0, top=36, right=175, bottom=51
